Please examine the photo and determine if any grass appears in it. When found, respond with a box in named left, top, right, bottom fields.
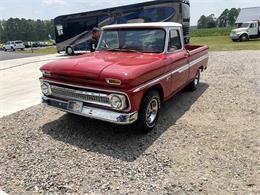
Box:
left=191, top=36, right=260, bottom=51
left=190, top=27, right=260, bottom=51
left=190, top=27, right=233, bottom=37
left=19, top=47, right=57, bottom=55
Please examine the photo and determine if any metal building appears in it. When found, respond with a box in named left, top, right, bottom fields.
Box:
left=236, top=7, right=260, bottom=25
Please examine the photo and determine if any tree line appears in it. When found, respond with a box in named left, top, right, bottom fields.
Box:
left=197, top=8, right=241, bottom=29
left=0, top=18, right=55, bottom=42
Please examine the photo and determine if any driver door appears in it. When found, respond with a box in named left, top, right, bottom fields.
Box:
left=167, top=28, right=189, bottom=94
left=248, top=22, right=258, bottom=36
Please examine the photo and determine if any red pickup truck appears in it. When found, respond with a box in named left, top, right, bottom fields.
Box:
left=40, top=22, right=208, bottom=132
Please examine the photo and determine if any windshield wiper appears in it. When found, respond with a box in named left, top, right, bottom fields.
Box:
left=105, top=48, right=142, bottom=53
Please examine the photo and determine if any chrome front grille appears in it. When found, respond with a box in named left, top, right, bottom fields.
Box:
left=50, top=85, right=110, bottom=107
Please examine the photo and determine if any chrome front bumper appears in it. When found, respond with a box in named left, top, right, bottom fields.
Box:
left=42, top=96, right=138, bottom=125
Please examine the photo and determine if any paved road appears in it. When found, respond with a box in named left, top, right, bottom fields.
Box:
left=0, top=50, right=44, bottom=61
left=0, top=54, right=68, bottom=117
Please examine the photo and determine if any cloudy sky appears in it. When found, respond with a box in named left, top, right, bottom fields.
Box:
left=0, top=0, right=259, bottom=25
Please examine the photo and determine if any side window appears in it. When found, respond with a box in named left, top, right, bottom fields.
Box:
left=107, top=31, right=119, bottom=48
left=168, top=30, right=182, bottom=52
left=250, top=23, right=256, bottom=28
left=100, top=31, right=119, bottom=49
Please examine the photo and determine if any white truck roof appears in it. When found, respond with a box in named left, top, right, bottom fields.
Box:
left=102, top=22, right=182, bottom=30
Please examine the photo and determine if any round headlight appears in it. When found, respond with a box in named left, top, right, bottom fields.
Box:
left=110, top=95, right=122, bottom=109
left=41, top=83, right=51, bottom=95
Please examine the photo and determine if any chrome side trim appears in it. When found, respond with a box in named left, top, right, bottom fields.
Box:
left=42, top=96, right=138, bottom=125
left=133, top=53, right=208, bottom=93
left=132, top=72, right=172, bottom=93
left=189, top=54, right=209, bottom=67
left=40, top=79, right=132, bottom=112
left=174, top=64, right=190, bottom=74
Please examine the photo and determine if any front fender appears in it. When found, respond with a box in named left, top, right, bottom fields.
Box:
left=237, top=31, right=248, bottom=37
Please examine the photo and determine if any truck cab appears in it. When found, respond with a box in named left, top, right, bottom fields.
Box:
left=230, top=21, right=260, bottom=41
left=40, top=22, right=208, bottom=132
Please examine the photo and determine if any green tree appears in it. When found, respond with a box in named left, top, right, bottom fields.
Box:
left=0, top=21, right=4, bottom=42
left=218, top=9, right=229, bottom=27
left=0, top=18, right=55, bottom=42
left=197, top=14, right=217, bottom=29
left=197, top=15, right=207, bottom=29
left=228, top=8, right=240, bottom=26
left=217, top=8, right=240, bottom=27
left=206, top=14, right=217, bottom=28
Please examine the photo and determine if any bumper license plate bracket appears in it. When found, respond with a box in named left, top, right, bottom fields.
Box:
left=68, top=101, right=83, bottom=113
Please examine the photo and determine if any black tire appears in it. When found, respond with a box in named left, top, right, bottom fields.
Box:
left=187, top=69, right=200, bottom=91
left=4, top=48, right=7, bottom=52
left=239, top=34, right=248, bottom=42
left=232, top=39, right=238, bottom=42
left=11, top=47, right=15, bottom=51
left=66, top=46, right=74, bottom=55
left=133, top=90, right=161, bottom=133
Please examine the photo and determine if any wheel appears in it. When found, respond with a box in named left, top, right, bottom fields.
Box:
left=4, top=48, right=7, bottom=52
left=187, top=69, right=200, bottom=91
left=66, top=46, right=74, bottom=55
left=239, top=34, right=248, bottom=42
left=134, top=90, right=161, bottom=133
left=232, top=39, right=238, bottom=42
left=11, top=47, right=15, bottom=51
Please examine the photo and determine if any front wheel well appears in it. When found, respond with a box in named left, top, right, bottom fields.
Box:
left=145, top=84, right=164, bottom=103
left=240, top=33, right=249, bottom=38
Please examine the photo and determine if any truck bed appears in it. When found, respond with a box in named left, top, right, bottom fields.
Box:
left=185, top=45, right=208, bottom=53
left=185, top=44, right=209, bottom=66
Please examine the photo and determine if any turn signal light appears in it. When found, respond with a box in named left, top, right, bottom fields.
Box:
left=106, top=78, right=122, bottom=85
left=42, top=71, right=51, bottom=77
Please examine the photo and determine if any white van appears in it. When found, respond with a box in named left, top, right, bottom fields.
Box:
left=3, top=41, right=25, bottom=51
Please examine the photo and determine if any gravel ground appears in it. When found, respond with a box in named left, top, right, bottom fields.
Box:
left=0, top=51, right=259, bottom=194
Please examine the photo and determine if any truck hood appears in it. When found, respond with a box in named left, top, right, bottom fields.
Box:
left=40, top=51, right=166, bottom=87
left=232, top=27, right=248, bottom=33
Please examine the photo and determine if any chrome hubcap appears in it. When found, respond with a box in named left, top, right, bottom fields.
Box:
left=146, top=98, right=159, bottom=126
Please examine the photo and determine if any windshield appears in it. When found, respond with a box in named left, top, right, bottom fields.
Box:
left=241, top=23, right=250, bottom=28
left=97, top=28, right=166, bottom=53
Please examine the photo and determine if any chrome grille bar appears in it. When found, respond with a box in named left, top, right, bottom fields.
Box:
left=50, top=85, right=111, bottom=107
